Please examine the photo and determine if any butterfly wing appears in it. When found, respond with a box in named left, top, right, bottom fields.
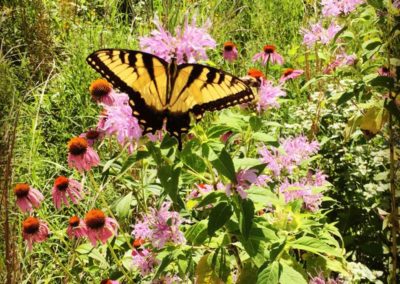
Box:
left=166, top=64, right=255, bottom=139
left=86, top=49, right=169, bottom=134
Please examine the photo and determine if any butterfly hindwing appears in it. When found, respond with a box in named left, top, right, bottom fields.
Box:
left=86, top=49, right=168, bottom=134
left=169, top=64, right=255, bottom=121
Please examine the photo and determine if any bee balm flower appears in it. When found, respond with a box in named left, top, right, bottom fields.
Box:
left=84, top=209, right=118, bottom=246
left=52, top=176, right=83, bottom=210
left=14, top=183, right=44, bottom=213
left=22, top=217, right=50, bottom=251
left=67, top=137, right=100, bottom=172
left=223, top=41, right=238, bottom=62
left=253, top=45, right=284, bottom=65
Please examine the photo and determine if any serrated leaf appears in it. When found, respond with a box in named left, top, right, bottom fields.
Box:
left=116, top=192, right=132, bottom=218
left=290, top=236, right=341, bottom=257
left=256, top=261, right=280, bottom=284
left=210, top=148, right=237, bottom=183
left=196, top=254, right=224, bottom=284
left=208, top=202, right=233, bottom=236
left=185, top=220, right=208, bottom=245
left=239, top=199, right=255, bottom=240
left=279, top=262, right=307, bottom=284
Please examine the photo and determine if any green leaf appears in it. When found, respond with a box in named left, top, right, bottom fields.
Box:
left=208, top=202, right=233, bottom=236
left=279, top=262, right=307, bottom=284
left=207, top=125, right=234, bottom=138
left=185, top=220, right=208, bottom=245
left=362, top=38, right=382, bottom=51
left=369, top=76, right=394, bottom=89
left=197, top=191, right=227, bottom=208
left=147, top=142, right=163, bottom=165
left=196, top=254, right=224, bottom=284
left=210, top=148, right=237, bottom=183
left=336, top=91, right=355, bottom=106
left=239, top=199, right=255, bottom=240
left=385, top=99, right=400, bottom=121
left=236, top=261, right=259, bottom=284
left=154, top=255, right=173, bottom=279
left=256, top=261, right=280, bottom=284
left=250, top=116, right=263, bottom=131
left=115, top=192, right=132, bottom=218
left=290, top=236, right=341, bottom=257
left=158, top=165, right=183, bottom=207
left=160, top=133, right=177, bottom=148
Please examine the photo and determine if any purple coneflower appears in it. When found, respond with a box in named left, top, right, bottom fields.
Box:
left=14, top=183, right=44, bottom=213
left=253, top=44, right=284, bottom=65
left=84, top=209, right=119, bottom=246
left=52, top=176, right=82, bottom=210
left=67, top=216, right=87, bottom=239
left=378, top=66, right=394, bottom=77
left=279, top=68, right=304, bottom=83
left=100, top=280, right=120, bottom=284
left=22, top=217, right=50, bottom=251
left=89, top=79, right=116, bottom=106
left=223, top=41, right=238, bottom=62
left=80, top=128, right=104, bottom=146
left=67, top=137, right=100, bottom=172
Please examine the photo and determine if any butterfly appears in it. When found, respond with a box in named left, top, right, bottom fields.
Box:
left=86, top=49, right=255, bottom=149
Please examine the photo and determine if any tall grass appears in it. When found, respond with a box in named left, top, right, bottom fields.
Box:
left=1, top=0, right=307, bottom=282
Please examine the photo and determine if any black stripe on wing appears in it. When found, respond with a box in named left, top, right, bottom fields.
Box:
left=86, top=49, right=164, bottom=134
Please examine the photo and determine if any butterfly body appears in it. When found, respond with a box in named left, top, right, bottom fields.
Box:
left=87, top=49, right=254, bottom=149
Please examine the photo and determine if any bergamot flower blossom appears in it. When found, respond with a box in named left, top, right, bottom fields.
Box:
left=140, top=15, right=216, bottom=64
left=67, top=137, right=100, bottom=172
left=132, top=202, right=185, bottom=249
left=14, top=183, right=44, bottom=213
left=22, top=217, right=50, bottom=251
left=256, top=80, right=286, bottom=111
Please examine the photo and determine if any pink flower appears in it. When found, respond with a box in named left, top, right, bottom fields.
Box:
left=132, top=202, right=185, bottom=249
left=253, top=45, right=284, bottom=65
left=323, top=51, right=357, bottom=74
left=52, top=176, right=83, bottom=210
left=89, top=79, right=116, bottom=106
left=223, top=41, right=238, bottom=62
left=279, top=179, right=323, bottom=212
left=98, top=93, right=142, bottom=153
left=309, top=272, right=343, bottom=284
left=188, top=183, right=214, bottom=199
left=259, top=136, right=320, bottom=176
left=132, top=248, right=158, bottom=276
left=225, top=170, right=271, bottom=199
left=301, top=22, right=341, bottom=48
left=84, top=209, right=119, bottom=246
left=67, top=137, right=100, bottom=172
left=220, top=131, right=234, bottom=144
left=256, top=79, right=286, bottom=111
left=394, top=0, right=400, bottom=9
left=79, top=128, right=104, bottom=146
left=100, top=279, right=120, bottom=284
left=67, top=216, right=87, bottom=239
left=153, top=274, right=182, bottom=284
left=279, top=68, right=304, bottom=83
left=14, top=183, right=44, bottom=213
left=22, top=217, right=50, bottom=251
left=140, top=15, right=216, bottom=64
left=378, top=66, right=394, bottom=77
left=321, top=0, right=364, bottom=17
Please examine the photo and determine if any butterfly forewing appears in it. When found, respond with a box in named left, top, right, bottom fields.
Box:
left=169, top=64, right=255, bottom=120
left=86, top=49, right=169, bottom=133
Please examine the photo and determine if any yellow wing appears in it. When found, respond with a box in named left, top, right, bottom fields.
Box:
left=86, top=49, right=169, bottom=133
left=169, top=64, right=255, bottom=120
